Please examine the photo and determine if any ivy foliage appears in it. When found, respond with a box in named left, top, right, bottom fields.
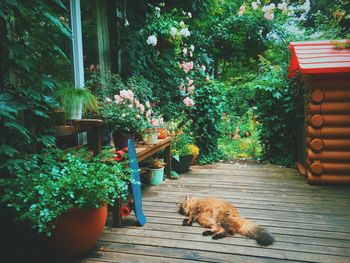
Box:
left=0, top=0, right=71, bottom=173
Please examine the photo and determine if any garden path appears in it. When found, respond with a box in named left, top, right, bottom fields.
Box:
left=79, top=162, right=350, bottom=263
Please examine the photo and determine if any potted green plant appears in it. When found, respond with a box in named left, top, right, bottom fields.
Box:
left=146, top=158, right=166, bottom=186
left=0, top=147, right=131, bottom=257
left=142, top=116, right=162, bottom=145
left=54, top=85, right=98, bottom=120
left=171, top=133, right=198, bottom=174
left=98, top=89, right=150, bottom=149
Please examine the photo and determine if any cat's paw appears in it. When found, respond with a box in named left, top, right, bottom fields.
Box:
left=182, top=219, right=192, bottom=226
left=212, top=233, right=226, bottom=239
left=202, top=230, right=213, bottom=236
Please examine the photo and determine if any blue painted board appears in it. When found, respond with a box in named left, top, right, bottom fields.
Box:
left=128, top=139, right=147, bottom=226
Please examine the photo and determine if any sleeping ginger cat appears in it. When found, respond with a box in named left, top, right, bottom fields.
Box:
left=177, top=196, right=275, bottom=246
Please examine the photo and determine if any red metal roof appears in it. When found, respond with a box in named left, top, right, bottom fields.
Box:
left=288, top=40, right=350, bottom=78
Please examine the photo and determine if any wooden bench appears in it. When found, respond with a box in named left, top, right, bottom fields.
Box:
left=55, top=119, right=172, bottom=227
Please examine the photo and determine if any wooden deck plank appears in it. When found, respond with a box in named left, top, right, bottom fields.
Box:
left=78, top=162, right=350, bottom=263
left=103, top=228, right=350, bottom=257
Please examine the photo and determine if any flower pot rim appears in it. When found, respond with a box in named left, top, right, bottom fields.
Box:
left=147, top=167, right=165, bottom=171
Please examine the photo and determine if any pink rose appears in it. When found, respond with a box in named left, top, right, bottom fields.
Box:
left=146, top=109, right=152, bottom=118
left=183, top=97, right=195, bottom=107
left=188, top=79, right=193, bottom=86
left=114, top=95, right=123, bottom=103
left=188, top=86, right=195, bottom=94
left=134, top=99, right=140, bottom=108
left=139, top=104, right=145, bottom=114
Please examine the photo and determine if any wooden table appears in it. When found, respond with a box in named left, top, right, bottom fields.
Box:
left=135, top=136, right=172, bottom=178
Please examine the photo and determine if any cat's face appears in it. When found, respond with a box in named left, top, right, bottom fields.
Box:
left=177, top=196, right=191, bottom=215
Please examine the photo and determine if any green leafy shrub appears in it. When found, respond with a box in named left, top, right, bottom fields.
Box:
left=188, top=80, right=225, bottom=163
left=0, top=147, right=131, bottom=236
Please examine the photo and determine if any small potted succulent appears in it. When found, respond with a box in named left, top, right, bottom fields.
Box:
left=146, top=158, right=166, bottom=186
left=0, top=147, right=131, bottom=257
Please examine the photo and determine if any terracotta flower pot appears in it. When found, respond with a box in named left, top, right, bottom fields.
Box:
left=46, top=204, right=107, bottom=257
left=158, top=128, right=168, bottom=139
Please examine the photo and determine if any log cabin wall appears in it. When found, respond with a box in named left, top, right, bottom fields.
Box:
left=304, top=73, right=350, bottom=184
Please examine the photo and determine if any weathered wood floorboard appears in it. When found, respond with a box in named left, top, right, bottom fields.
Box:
left=79, top=163, right=350, bottom=263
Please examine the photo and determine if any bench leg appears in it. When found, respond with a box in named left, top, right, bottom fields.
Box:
left=112, top=198, right=123, bottom=227
left=165, top=144, right=171, bottom=178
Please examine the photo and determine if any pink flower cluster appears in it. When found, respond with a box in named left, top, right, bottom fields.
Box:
left=179, top=61, right=194, bottom=73
left=183, top=97, right=194, bottom=107
left=106, top=89, right=149, bottom=114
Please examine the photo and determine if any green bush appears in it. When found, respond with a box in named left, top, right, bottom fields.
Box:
left=0, top=147, right=131, bottom=236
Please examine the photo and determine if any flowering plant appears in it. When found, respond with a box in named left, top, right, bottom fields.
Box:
left=171, top=133, right=197, bottom=158
left=99, top=89, right=149, bottom=134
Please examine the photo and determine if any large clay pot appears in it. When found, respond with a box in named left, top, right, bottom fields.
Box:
left=112, top=131, right=135, bottom=150
left=46, top=204, right=107, bottom=257
left=172, top=155, right=193, bottom=174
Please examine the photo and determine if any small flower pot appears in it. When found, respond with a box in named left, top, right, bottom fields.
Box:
left=66, top=98, right=83, bottom=120
left=158, top=127, right=168, bottom=139
left=172, top=155, right=194, bottom=174
left=112, top=132, right=135, bottom=150
left=146, top=167, right=164, bottom=186
left=143, top=129, right=158, bottom=145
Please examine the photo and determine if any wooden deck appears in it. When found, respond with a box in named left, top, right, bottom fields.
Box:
left=79, top=162, right=350, bottom=263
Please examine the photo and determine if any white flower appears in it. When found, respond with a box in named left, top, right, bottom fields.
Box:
left=105, top=97, right=112, bottom=103
left=179, top=28, right=190, bottom=37
left=269, top=3, right=276, bottom=9
left=170, top=27, right=177, bottom=37
left=188, top=12, right=192, bottom=18
left=183, top=48, right=188, bottom=55
left=145, top=101, right=151, bottom=108
left=278, top=2, right=288, bottom=13
left=190, top=44, right=195, bottom=51
left=146, top=35, right=157, bottom=46
left=155, top=7, right=160, bottom=12
left=179, top=21, right=185, bottom=27
left=238, top=5, right=246, bottom=16
left=251, top=2, right=259, bottom=10
left=264, top=10, right=275, bottom=20
left=201, top=65, right=206, bottom=71
left=121, top=113, right=126, bottom=117
left=189, top=51, right=193, bottom=57
left=120, top=89, right=133, bottom=99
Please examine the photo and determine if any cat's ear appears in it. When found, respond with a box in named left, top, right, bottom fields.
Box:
left=176, top=203, right=182, bottom=208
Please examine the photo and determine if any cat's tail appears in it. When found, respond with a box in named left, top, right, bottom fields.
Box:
left=237, top=218, right=275, bottom=246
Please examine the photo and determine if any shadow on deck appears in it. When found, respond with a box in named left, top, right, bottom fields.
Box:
left=78, top=162, right=350, bottom=263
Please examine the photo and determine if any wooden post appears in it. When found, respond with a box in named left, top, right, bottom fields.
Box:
left=112, top=198, right=123, bottom=227
left=96, top=0, right=111, bottom=87
left=165, top=144, right=172, bottom=178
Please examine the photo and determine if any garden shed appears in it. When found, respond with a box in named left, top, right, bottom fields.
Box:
left=289, top=40, right=350, bottom=184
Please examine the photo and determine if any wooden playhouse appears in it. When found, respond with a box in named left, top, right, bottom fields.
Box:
left=289, top=40, right=350, bottom=184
